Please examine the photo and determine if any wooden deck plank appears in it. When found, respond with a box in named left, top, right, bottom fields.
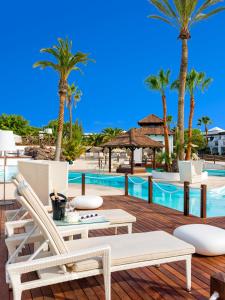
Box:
left=2, top=195, right=225, bottom=299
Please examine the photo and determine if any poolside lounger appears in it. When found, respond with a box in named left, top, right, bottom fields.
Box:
left=5, top=208, right=135, bottom=256
left=6, top=174, right=195, bottom=300
left=5, top=208, right=135, bottom=237
left=5, top=175, right=135, bottom=256
left=5, top=176, right=135, bottom=237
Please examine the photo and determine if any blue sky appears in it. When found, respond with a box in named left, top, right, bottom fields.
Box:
left=1, top=0, right=225, bottom=132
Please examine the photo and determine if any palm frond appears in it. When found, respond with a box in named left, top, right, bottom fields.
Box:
left=149, top=0, right=225, bottom=33
left=149, top=0, right=174, bottom=17
left=201, top=77, right=213, bottom=91
left=145, top=75, right=161, bottom=91
left=33, top=38, right=93, bottom=80
left=171, top=79, right=180, bottom=91
left=148, top=15, right=175, bottom=26
left=192, top=7, right=225, bottom=23
left=33, top=61, right=59, bottom=71
left=40, top=48, right=60, bottom=59
left=194, top=0, right=223, bottom=16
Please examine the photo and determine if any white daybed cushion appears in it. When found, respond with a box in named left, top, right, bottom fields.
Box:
left=38, top=231, right=195, bottom=276
left=72, top=195, right=103, bottom=210
left=174, top=224, right=225, bottom=256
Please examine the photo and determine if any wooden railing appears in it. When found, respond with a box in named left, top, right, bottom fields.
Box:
left=80, top=173, right=208, bottom=219
left=201, top=153, right=225, bottom=163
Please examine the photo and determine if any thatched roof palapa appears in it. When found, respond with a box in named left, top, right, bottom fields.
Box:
left=138, top=114, right=163, bottom=126
left=102, top=128, right=163, bottom=149
left=135, top=127, right=174, bottom=135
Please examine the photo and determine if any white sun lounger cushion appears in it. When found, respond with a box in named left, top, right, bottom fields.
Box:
left=72, top=195, right=103, bottom=209
left=174, top=224, right=225, bottom=256
left=38, top=231, right=195, bottom=277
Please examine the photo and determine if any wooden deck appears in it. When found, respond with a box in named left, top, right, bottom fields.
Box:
left=1, top=195, right=225, bottom=299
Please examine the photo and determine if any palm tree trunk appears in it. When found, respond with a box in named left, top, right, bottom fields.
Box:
left=205, top=126, right=208, bottom=145
left=69, top=104, right=73, bottom=140
left=186, top=96, right=195, bottom=160
left=178, top=38, right=188, bottom=161
left=55, top=80, right=67, bottom=161
left=162, top=95, right=170, bottom=171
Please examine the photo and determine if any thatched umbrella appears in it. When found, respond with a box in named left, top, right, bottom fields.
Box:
left=102, top=128, right=163, bottom=174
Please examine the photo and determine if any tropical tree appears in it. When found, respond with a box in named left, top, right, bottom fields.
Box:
left=63, top=120, right=85, bottom=161
left=145, top=69, right=171, bottom=171
left=149, top=0, right=225, bottom=160
left=101, top=127, right=124, bottom=142
left=184, top=128, right=206, bottom=152
left=171, top=70, right=212, bottom=159
left=166, top=115, right=174, bottom=131
left=197, top=116, right=212, bottom=144
left=0, top=114, right=40, bottom=136
left=33, top=38, right=92, bottom=160
left=83, top=133, right=105, bottom=147
left=186, top=70, right=212, bottom=159
left=66, top=83, right=82, bottom=140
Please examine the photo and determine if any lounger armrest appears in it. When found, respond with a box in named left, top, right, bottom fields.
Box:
left=7, top=244, right=111, bottom=275
left=5, top=228, right=88, bottom=255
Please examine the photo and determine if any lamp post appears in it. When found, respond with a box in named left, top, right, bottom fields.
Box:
left=0, top=130, right=16, bottom=206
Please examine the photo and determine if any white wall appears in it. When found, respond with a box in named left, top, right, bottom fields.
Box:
left=148, top=135, right=173, bottom=154
left=134, top=149, right=142, bottom=163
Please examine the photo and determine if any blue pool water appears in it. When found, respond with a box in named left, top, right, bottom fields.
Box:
left=69, top=172, right=225, bottom=218
left=0, top=166, right=18, bottom=182
left=147, top=167, right=225, bottom=177
left=206, top=169, right=225, bottom=177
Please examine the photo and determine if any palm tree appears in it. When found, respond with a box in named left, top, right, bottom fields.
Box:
left=66, top=83, right=82, bottom=140
left=149, top=0, right=225, bottom=160
left=84, top=133, right=105, bottom=147
left=33, top=38, right=91, bottom=160
left=145, top=69, right=171, bottom=171
left=185, top=70, right=212, bottom=159
left=197, top=116, right=212, bottom=145
left=171, top=70, right=212, bottom=159
left=102, top=127, right=124, bottom=142
left=166, top=115, right=174, bottom=131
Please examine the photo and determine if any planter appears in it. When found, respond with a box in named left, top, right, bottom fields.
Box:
left=152, top=170, right=180, bottom=181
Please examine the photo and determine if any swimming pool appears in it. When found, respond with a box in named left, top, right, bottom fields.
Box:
left=69, top=171, right=225, bottom=218
left=206, top=169, right=225, bottom=177
left=0, top=166, right=18, bottom=182
left=147, top=167, right=225, bottom=177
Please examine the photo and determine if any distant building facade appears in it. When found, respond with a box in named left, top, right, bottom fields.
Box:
left=207, top=127, right=225, bottom=155
left=137, top=114, right=174, bottom=154
left=133, top=114, right=174, bottom=163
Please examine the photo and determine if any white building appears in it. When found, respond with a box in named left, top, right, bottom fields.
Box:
left=207, top=127, right=225, bottom=155
left=137, top=114, right=174, bottom=153
left=134, top=114, right=174, bottom=163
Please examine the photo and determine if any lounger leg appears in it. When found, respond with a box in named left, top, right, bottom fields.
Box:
left=103, top=250, right=111, bottom=300
left=186, top=255, right=192, bottom=292
left=11, top=275, right=22, bottom=300
left=114, top=227, right=118, bottom=235
left=14, top=288, right=22, bottom=300
left=103, top=265, right=111, bottom=300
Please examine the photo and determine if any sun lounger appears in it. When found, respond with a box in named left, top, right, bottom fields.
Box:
left=5, top=175, right=136, bottom=237
left=5, top=174, right=195, bottom=300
